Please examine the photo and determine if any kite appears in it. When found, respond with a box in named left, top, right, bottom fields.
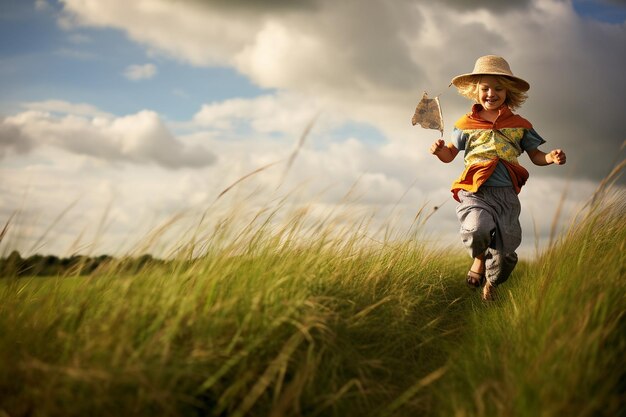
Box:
left=411, top=92, right=444, bottom=136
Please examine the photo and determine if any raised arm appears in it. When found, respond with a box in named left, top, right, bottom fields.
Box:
left=430, top=139, right=459, bottom=163
left=527, top=148, right=567, bottom=166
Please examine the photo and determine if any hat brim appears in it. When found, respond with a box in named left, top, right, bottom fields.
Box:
left=450, top=72, right=530, bottom=92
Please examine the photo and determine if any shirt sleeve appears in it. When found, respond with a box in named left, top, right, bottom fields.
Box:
left=521, top=128, right=546, bottom=151
left=451, top=127, right=466, bottom=150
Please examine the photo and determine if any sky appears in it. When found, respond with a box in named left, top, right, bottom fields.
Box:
left=1, top=0, right=625, bottom=258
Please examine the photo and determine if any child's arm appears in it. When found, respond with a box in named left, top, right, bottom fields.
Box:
left=527, top=148, right=567, bottom=166
left=430, top=139, right=459, bottom=163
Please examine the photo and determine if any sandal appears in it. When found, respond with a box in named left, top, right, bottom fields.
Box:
left=466, top=270, right=485, bottom=288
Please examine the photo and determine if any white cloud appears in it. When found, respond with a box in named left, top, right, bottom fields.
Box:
left=35, top=0, right=50, bottom=12
left=60, top=0, right=258, bottom=66
left=22, top=100, right=113, bottom=118
left=123, top=63, right=157, bottom=81
left=192, top=92, right=326, bottom=135
left=1, top=106, right=215, bottom=169
left=0, top=122, right=31, bottom=159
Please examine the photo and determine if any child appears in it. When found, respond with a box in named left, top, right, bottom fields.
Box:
left=430, top=55, right=566, bottom=301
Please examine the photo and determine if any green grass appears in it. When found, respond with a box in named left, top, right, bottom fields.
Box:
left=0, top=190, right=624, bottom=417
left=434, top=193, right=626, bottom=417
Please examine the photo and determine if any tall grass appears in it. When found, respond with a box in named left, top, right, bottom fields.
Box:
left=0, top=203, right=469, bottom=417
left=434, top=190, right=625, bottom=417
left=0, top=185, right=624, bottom=416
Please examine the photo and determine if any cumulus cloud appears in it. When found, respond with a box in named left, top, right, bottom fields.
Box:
left=192, top=92, right=326, bottom=135
left=1, top=105, right=215, bottom=169
left=59, top=0, right=260, bottom=66
left=58, top=0, right=626, bottom=183
left=437, top=0, right=532, bottom=11
left=22, top=100, right=113, bottom=118
left=0, top=122, right=32, bottom=158
left=186, top=0, right=320, bottom=13
left=34, top=0, right=51, bottom=12
left=123, top=63, right=157, bottom=80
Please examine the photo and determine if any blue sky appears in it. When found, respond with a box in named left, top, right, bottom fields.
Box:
left=0, top=1, right=267, bottom=120
left=572, top=0, right=626, bottom=23
left=1, top=0, right=625, bottom=256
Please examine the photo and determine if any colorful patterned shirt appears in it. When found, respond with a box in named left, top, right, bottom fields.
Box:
left=450, top=104, right=545, bottom=201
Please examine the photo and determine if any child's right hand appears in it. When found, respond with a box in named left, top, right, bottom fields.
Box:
left=430, top=139, right=458, bottom=163
left=430, top=139, right=445, bottom=155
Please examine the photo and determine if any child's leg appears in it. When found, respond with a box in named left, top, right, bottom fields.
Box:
left=485, top=249, right=518, bottom=285
left=456, top=191, right=496, bottom=261
left=483, top=188, right=522, bottom=287
left=457, top=187, right=522, bottom=294
left=456, top=190, right=496, bottom=287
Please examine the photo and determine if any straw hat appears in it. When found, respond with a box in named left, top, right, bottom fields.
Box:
left=450, top=55, right=530, bottom=92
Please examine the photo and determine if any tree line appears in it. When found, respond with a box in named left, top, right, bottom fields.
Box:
left=0, top=251, right=162, bottom=278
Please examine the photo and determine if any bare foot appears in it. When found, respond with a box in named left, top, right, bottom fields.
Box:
left=482, top=281, right=496, bottom=301
left=466, top=255, right=486, bottom=287
left=466, top=270, right=484, bottom=288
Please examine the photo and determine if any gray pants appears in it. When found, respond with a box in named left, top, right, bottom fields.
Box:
left=456, top=187, right=522, bottom=286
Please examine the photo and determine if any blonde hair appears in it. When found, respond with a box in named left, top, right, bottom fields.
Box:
left=456, top=75, right=528, bottom=110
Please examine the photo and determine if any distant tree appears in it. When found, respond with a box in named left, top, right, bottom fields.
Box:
left=22, top=254, right=43, bottom=276
left=42, top=255, right=61, bottom=275
left=91, top=255, right=114, bottom=274
left=22, top=254, right=61, bottom=276
left=0, top=251, right=165, bottom=278
left=136, top=254, right=154, bottom=268
left=0, top=250, right=23, bottom=277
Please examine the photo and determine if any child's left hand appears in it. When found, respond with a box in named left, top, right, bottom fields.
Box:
left=549, top=149, right=566, bottom=165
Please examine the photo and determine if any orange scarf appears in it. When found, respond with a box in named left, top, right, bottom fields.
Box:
left=451, top=159, right=529, bottom=202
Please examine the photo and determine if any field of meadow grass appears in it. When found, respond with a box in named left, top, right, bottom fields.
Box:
left=0, top=180, right=624, bottom=416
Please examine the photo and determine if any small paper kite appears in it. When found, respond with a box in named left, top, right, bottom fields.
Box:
left=411, top=92, right=444, bottom=136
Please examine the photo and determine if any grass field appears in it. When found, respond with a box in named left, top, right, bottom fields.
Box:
left=0, top=184, right=624, bottom=417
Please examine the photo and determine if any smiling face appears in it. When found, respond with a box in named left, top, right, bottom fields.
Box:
left=477, top=76, right=507, bottom=111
